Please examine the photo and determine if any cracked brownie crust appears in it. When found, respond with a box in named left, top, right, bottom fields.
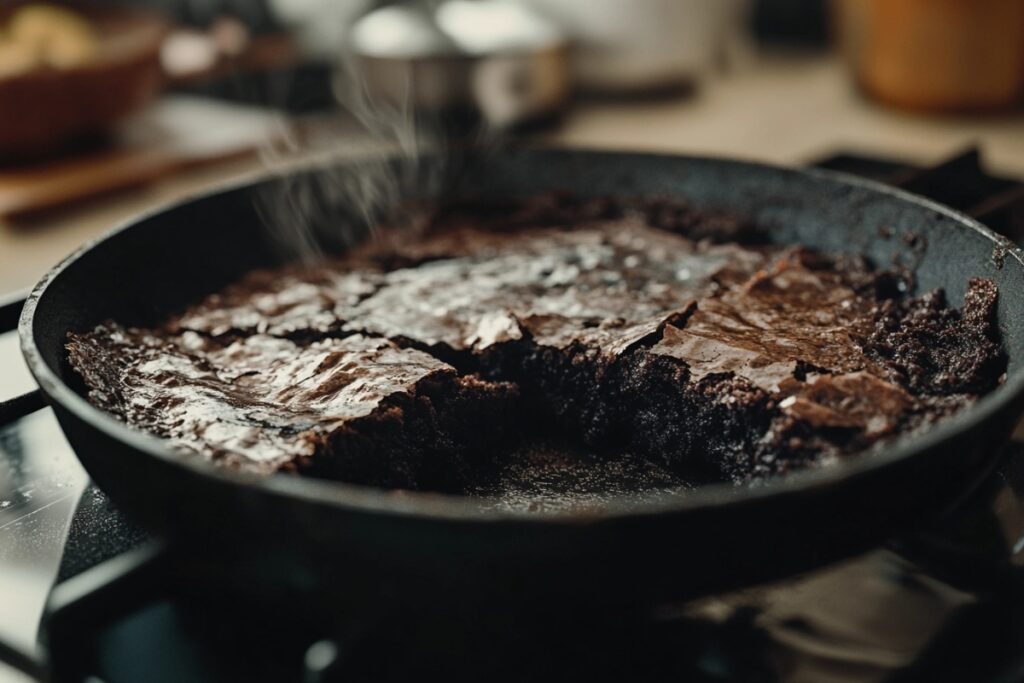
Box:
left=66, top=193, right=1007, bottom=497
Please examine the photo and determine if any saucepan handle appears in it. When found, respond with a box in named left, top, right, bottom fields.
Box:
left=0, top=290, right=46, bottom=428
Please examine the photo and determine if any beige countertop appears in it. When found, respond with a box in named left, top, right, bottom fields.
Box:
left=2, top=54, right=1024, bottom=295
left=548, top=56, right=1024, bottom=173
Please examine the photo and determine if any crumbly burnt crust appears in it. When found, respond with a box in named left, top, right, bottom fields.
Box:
left=66, top=194, right=1007, bottom=494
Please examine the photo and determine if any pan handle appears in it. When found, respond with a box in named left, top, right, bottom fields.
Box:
left=0, top=290, right=46, bottom=427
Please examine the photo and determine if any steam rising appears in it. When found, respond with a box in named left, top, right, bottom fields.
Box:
left=253, top=41, right=502, bottom=262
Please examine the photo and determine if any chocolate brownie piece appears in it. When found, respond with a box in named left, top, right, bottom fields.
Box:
left=66, top=193, right=1008, bottom=494
left=67, top=326, right=518, bottom=490
left=169, top=265, right=382, bottom=339
left=858, top=278, right=1004, bottom=396
left=341, top=219, right=773, bottom=353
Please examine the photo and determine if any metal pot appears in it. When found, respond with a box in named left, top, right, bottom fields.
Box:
left=344, top=1, right=569, bottom=129
left=522, top=0, right=750, bottom=94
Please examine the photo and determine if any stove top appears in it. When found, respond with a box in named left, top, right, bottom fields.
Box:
left=2, top=148, right=1024, bottom=683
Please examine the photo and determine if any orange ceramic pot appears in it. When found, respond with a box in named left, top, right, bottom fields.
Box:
left=835, top=0, right=1024, bottom=112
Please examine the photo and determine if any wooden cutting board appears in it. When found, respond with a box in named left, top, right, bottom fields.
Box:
left=0, top=96, right=282, bottom=218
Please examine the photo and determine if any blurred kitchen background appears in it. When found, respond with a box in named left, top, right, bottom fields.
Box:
left=1, top=0, right=1024, bottom=297
left=2, top=4, right=1024, bottom=681
left=0, top=0, right=1021, bottom=292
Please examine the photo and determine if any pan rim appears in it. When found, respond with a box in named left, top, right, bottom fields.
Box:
left=19, top=147, right=1024, bottom=524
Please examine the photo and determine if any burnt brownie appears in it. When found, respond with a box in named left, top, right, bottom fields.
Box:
left=66, top=193, right=1007, bottom=495
left=67, top=327, right=518, bottom=490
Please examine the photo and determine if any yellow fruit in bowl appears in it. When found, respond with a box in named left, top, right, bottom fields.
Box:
left=2, top=3, right=99, bottom=72
left=0, top=35, right=37, bottom=76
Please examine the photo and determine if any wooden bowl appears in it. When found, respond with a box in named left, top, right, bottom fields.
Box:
left=0, top=4, right=169, bottom=161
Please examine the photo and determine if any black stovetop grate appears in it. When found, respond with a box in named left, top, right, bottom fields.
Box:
left=812, top=147, right=1024, bottom=240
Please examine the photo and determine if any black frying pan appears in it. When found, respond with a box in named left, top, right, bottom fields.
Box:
left=9, top=149, right=1024, bottom=620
